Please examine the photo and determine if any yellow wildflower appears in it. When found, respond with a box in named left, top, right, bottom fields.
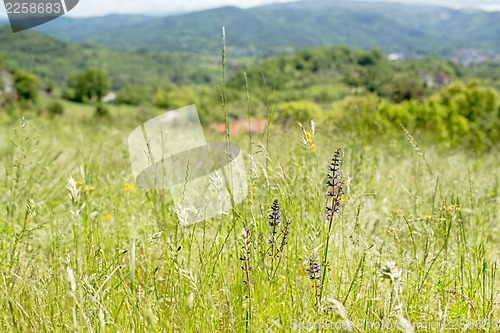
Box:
left=83, top=185, right=96, bottom=193
left=123, top=182, right=137, bottom=192
left=387, top=227, right=398, bottom=238
left=75, top=181, right=83, bottom=186
left=102, top=214, right=113, bottom=221
left=305, top=131, right=313, bottom=143
left=340, top=195, right=351, bottom=205
left=309, top=144, right=317, bottom=153
left=444, top=204, right=461, bottom=214
left=424, top=215, right=432, bottom=219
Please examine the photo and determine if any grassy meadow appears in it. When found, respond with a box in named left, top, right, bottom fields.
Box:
left=0, top=97, right=499, bottom=332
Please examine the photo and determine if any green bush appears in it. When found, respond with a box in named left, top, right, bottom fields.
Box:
left=375, top=80, right=499, bottom=148
left=276, top=100, right=321, bottom=124
left=47, top=101, right=64, bottom=116
left=116, top=85, right=153, bottom=105
left=95, top=103, right=110, bottom=117
left=333, top=80, right=499, bottom=149
left=14, top=71, right=38, bottom=103
left=375, top=101, right=414, bottom=129
left=152, top=86, right=197, bottom=109
left=380, top=75, right=425, bottom=103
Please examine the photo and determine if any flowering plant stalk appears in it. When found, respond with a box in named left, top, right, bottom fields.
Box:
left=307, top=257, right=322, bottom=307
left=320, top=148, right=344, bottom=302
left=266, top=199, right=291, bottom=279
left=240, top=227, right=253, bottom=330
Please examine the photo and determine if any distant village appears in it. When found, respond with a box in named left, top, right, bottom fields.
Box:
left=388, top=48, right=500, bottom=65
left=386, top=48, right=499, bottom=88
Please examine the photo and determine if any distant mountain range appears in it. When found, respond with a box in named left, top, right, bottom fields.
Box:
left=0, top=0, right=498, bottom=89
left=20, top=0, right=499, bottom=58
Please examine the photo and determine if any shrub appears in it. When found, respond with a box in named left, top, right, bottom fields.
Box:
left=14, top=71, right=38, bottom=103
left=276, top=100, right=321, bottom=124
left=152, top=86, right=197, bottom=109
left=336, top=93, right=382, bottom=139
left=116, top=85, right=153, bottom=105
left=95, top=103, right=110, bottom=117
left=47, top=101, right=64, bottom=116
left=374, top=80, right=499, bottom=148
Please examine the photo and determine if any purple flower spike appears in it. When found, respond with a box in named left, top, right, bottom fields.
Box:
left=325, top=148, right=344, bottom=221
left=306, top=256, right=322, bottom=307
left=269, top=199, right=281, bottom=227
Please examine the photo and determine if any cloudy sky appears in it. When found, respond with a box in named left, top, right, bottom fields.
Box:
left=1, top=0, right=499, bottom=18
left=62, top=0, right=295, bottom=17
left=68, top=0, right=500, bottom=16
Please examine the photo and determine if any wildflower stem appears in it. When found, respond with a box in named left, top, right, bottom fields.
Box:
left=240, top=227, right=253, bottom=330
left=267, top=199, right=282, bottom=279
left=307, top=257, right=322, bottom=307
left=271, top=219, right=291, bottom=280
left=320, top=210, right=334, bottom=301
left=320, top=148, right=344, bottom=302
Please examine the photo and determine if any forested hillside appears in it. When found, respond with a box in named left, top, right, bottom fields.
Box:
left=0, top=26, right=218, bottom=88
left=26, top=0, right=500, bottom=58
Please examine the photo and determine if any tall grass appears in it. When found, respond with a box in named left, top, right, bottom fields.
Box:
left=0, top=106, right=498, bottom=331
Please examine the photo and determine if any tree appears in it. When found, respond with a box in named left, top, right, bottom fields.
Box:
left=381, top=75, right=425, bottom=103
left=67, top=69, right=109, bottom=103
left=14, top=71, right=38, bottom=103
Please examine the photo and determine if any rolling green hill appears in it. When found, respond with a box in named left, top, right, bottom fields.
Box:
left=35, top=15, right=152, bottom=42
left=24, top=0, right=500, bottom=58
left=0, top=26, right=219, bottom=89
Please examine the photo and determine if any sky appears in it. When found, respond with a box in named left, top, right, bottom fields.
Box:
left=1, top=0, right=499, bottom=18
left=56, top=0, right=296, bottom=17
